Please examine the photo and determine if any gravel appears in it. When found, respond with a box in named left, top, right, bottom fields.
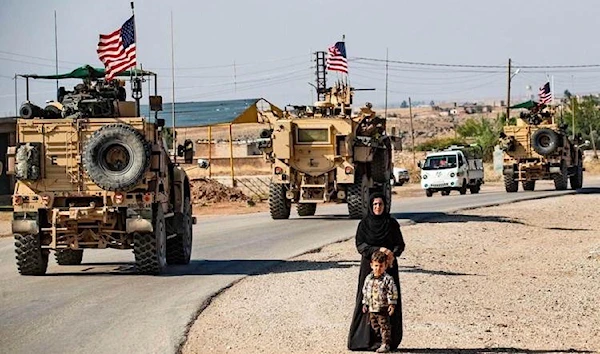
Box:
left=182, top=194, right=600, bottom=354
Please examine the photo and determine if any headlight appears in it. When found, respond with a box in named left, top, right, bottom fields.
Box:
left=422, top=174, right=428, bottom=179
left=450, top=172, right=455, bottom=177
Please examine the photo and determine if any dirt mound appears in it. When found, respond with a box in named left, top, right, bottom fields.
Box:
left=190, top=178, right=250, bottom=205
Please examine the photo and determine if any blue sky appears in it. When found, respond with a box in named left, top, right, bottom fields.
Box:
left=1, top=0, right=599, bottom=116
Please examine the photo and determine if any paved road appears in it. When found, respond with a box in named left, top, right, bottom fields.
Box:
left=1, top=177, right=598, bottom=354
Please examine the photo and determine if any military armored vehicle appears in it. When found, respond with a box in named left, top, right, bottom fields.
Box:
left=9, top=67, right=194, bottom=275
left=499, top=104, right=584, bottom=192
left=259, top=82, right=393, bottom=219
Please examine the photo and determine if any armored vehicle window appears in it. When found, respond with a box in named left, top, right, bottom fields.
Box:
left=297, top=128, right=330, bottom=144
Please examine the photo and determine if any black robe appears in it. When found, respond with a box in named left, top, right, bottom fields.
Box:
left=347, top=217, right=405, bottom=351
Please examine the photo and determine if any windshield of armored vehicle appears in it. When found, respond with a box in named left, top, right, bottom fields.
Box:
left=423, top=154, right=457, bottom=170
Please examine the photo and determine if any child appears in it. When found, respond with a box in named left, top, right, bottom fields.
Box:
left=362, top=250, right=398, bottom=353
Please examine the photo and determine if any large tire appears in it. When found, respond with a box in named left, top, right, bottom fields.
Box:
left=522, top=180, right=536, bottom=191
left=570, top=161, right=583, bottom=190
left=371, top=149, right=390, bottom=183
left=531, top=128, right=559, bottom=156
left=44, top=104, right=62, bottom=118
left=469, top=183, right=481, bottom=194
left=19, top=103, right=43, bottom=119
left=83, top=123, right=151, bottom=191
left=297, top=203, right=317, bottom=217
left=134, top=205, right=167, bottom=274
left=14, top=233, right=48, bottom=275
left=166, top=197, right=193, bottom=265
left=55, top=249, right=83, bottom=265
left=269, top=182, right=291, bottom=219
left=459, top=180, right=467, bottom=195
left=504, top=175, right=518, bottom=193
left=425, top=189, right=433, bottom=197
left=553, top=164, right=568, bottom=191
left=348, top=173, right=369, bottom=219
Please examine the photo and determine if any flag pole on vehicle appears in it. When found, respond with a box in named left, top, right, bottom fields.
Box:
left=96, top=4, right=139, bottom=114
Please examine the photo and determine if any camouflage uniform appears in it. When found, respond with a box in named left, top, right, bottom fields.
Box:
left=362, top=272, right=398, bottom=346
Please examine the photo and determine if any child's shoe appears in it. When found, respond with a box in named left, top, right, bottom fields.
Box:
left=376, top=344, right=390, bottom=353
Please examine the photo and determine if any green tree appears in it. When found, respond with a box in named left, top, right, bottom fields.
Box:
left=400, top=100, right=408, bottom=108
left=456, top=116, right=501, bottom=161
left=563, top=95, right=600, bottom=148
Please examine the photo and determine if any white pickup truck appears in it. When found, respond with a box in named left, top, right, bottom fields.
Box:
left=420, top=145, right=484, bottom=197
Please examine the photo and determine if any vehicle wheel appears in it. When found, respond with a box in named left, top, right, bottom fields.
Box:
left=14, top=233, right=48, bottom=275
left=166, top=196, right=193, bottom=265
left=83, top=123, right=151, bottom=191
left=469, top=183, right=481, bottom=194
left=297, top=203, right=317, bottom=217
left=19, top=103, right=43, bottom=119
left=269, top=182, right=291, bottom=219
left=522, top=180, right=536, bottom=191
left=504, top=175, right=518, bottom=193
left=134, top=205, right=167, bottom=274
left=371, top=147, right=391, bottom=183
left=55, top=249, right=83, bottom=265
left=569, top=161, right=583, bottom=190
left=441, top=190, right=450, bottom=196
left=348, top=173, right=369, bottom=219
left=44, top=104, right=62, bottom=118
left=425, top=189, right=433, bottom=197
left=396, top=181, right=404, bottom=187
left=459, top=181, right=467, bottom=195
left=531, top=128, right=559, bottom=156
left=553, top=163, right=568, bottom=191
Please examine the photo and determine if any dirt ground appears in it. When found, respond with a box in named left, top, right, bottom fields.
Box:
left=182, top=187, right=600, bottom=354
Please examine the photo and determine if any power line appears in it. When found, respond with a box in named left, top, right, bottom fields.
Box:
left=353, top=56, right=600, bottom=69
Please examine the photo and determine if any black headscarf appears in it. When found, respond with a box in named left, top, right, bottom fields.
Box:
left=357, top=192, right=390, bottom=245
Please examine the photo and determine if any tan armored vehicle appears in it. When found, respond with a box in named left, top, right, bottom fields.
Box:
left=500, top=104, right=584, bottom=192
left=259, top=82, right=393, bottom=219
left=9, top=67, right=194, bottom=275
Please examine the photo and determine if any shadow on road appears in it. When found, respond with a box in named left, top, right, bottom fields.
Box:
left=397, top=348, right=592, bottom=353
left=39, top=259, right=478, bottom=278
left=576, top=187, right=600, bottom=195
left=400, top=265, right=479, bottom=277
left=392, top=212, right=523, bottom=225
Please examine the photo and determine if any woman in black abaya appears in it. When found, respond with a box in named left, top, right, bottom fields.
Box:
left=347, top=192, right=405, bottom=351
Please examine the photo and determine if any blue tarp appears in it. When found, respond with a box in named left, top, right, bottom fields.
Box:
left=142, top=98, right=261, bottom=127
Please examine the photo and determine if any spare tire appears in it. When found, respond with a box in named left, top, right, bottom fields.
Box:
left=44, top=104, right=62, bottom=118
left=83, top=123, right=151, bottom=191
left=19, top=103, right=43, bottom=119
left=531, top=128, right=559, bottom=156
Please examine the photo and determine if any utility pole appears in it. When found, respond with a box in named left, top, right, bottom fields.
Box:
left=571, top=97, right=576, bottom=140
left=506, top=58, right=511, bottom=121
left=409, top=97, right=416, bottom=167
left=384, top=48, right=388, bottom=119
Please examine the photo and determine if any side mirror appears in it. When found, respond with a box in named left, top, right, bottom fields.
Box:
left=197, top=158, right=210, bottom=169
left=417, top=161, right=422, bottom=168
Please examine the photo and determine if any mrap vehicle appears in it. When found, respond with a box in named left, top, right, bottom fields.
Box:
left=9, top=66, right=193, bottom=275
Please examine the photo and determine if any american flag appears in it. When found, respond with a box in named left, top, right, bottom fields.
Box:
left=538, top=81, right=552, bottom=104
left=97, top=16, right=136, bottom=81
left=326, top=41, right=348, bottom=74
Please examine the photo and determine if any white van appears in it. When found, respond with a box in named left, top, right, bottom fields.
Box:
left=420, top=145, right=484, bottom=197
